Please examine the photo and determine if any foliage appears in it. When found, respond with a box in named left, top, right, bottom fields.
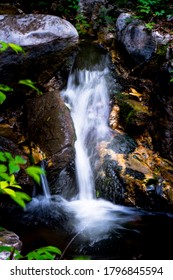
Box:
left=136, top=0, right=173, bottom=19
left=0, top=41, right=24, bottom=54
left=0, top=84, right=13, bottom=105
left=26, top=246, right=61, bottom=260
left=19, top=79, right=42, bottom=95
left=26, top=166, right=45, bottom=185
left=0, top=245, right=61, bottom=260
left=145, top=22, right=155, bottom=30
left=0, top=246, right=22, bottom=260
left=97, top=6, right=115, bottom=29
left=0, top=151, right=45, bottom=207
left=75, top=13, right=91, bottom=35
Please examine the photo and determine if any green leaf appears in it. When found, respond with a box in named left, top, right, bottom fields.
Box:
left=10, top=191, right=31, bottom=208
left=0, top=41, right=8, bottom=52
left=14, top=155, right=27, bottom=165
left=9, top=163, right=20, bottom=174
left=19, top=79, right=42, bottom=94
left=0, top=91, right=6, bottom=104
left=42, top=246, right=62, bottom=255
left=26, top=166, right=45, bottom=185
left=4, top=152, right=13, bottom=161
left=0, top=173, right=10, bottom=181
left=0, top=181, right=9, bottom=190
left=0, top=84, right=13, bottom=92
left=26, top=246, right=61, bottom=260
left=0, top=246, right=22, bottom=260
left=0, top=164, right=7, bottom=173
left=0, top=152, right=7, bottom=162
left=3, top=188, right=16, bottom=197
left=8, top=43, right=24, bottom=54
left=0, top=246, right=13, bottom=253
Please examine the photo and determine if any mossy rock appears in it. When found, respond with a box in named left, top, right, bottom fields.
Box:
left=117, top=93, right=151, bottom=133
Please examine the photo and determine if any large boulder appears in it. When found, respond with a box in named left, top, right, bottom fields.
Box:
left=116, top=13, right=156, bottom=64
left=26, top=90, right=76, bottom=192
left=0, top=14, right=78, bottom=87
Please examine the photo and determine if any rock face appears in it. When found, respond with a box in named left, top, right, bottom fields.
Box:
left=116, top=13, right=156, bottom=64
left=0, top=14, right=78, bottom=46
left=96, top=131, right=173, bottom=212
left=26, top=90, right=76, bottom=189
left=0, top=229, right=22, bottom=260
left=0, top=14, right=78, bottom=87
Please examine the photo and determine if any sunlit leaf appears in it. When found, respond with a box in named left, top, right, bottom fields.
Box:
left=8, top=43, right=24, bottom=54
left=26, top=166, right=45, bottom=184
left=9, top=163, right=20, bottom=174
left=3, top=188, right=16, bottom=197
left=0, top=173, right=10, bottom=181
left=0, top=41, right=8, bottom=52
left=0, top=152, right=7, bottom=162
left=0, top=84, right=13, bottom=92
left=0, top=181, right=9, bottom=190
left=0, top=164, right=7, bottom=173
left=0, top=91, right=6, bottom=104
left=11, top=191, right=31, bottom=208
left=19, top=79, right=42, bottom=94
left=4, top=152, right=13, bottom=161
left=14, top=155, right=27, bottom=165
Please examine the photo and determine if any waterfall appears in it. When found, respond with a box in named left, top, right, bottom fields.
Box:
left=60, top=50, right=136, bottom=241
left=40, top=161, right=50, bottom=198
left=61, top=68, right=110, bottom=200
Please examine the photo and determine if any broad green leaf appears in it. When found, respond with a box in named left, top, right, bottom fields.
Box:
left=43, top=246, right=62, bottom=255
left=9, top=175, right=21, bottom=189
left=0, top=91, right=6, bottom=104
left=11, top=191, right=31, bottom=208
left=19, top=79, right=42, bottom=94
left=8, top=43, right=24, bottom=54
left=0, top=84, right=13, bottom=92
left=4, top=152, right=13, bottom=161
left=14, top=155, right=27, bottom=165
left=9, top=163, right=20, bottom=174
left=26, top=166, right=45, bottom=185
left=0, top=152, right=7, bottom=162
left=0, top=173, right=9, bottom=181
left=0, top=181, right=9, bottom=190
left=0, top=246, right=13, bottom=253
left=0, top=164, right=7, bottom=173
left=0, top=41, right=8, bottom=52
left=0, top=173, right=11, bottom=181
left=3, top=188, right=16, bottom=197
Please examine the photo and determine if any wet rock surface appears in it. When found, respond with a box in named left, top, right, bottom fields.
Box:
left=26, top=90, right=76, bottom=192
left=0, top=14, right=78, bottom=87
left=116, top=13, right=156, bottom=64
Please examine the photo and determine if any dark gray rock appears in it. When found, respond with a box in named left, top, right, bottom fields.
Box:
left=26, top=90, right=76, bottom=181
left=0, top=14, right=78, bottom=87
left=116, top=13, right=156, bottom=64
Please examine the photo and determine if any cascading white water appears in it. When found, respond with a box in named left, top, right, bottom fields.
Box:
left=61, top=58, right=136, bottom=241
left=61, top=68, right=110, bottom=200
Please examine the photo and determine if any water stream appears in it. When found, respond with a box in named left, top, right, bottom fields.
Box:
left=60, top=47, right=136, bottom=242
